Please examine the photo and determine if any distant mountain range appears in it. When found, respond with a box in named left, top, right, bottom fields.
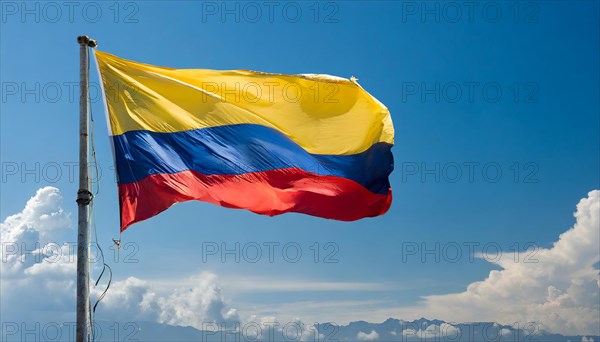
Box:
left=2, top=318, right=597, bottom=341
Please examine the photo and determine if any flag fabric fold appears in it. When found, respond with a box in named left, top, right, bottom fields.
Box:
left=94, top=50, right=394, bottom=231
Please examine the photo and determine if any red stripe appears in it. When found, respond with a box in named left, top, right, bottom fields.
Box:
left=118, top=168, right=392, bottom=231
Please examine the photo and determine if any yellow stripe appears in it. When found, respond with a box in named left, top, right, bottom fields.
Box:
left=94, top=50, right=394, bottom=155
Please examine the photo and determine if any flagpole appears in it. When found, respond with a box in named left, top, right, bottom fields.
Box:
left=76, top=35, right=96, bottom=342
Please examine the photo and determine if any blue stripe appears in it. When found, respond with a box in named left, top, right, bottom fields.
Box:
left=113, top=124, right=393, bottom=195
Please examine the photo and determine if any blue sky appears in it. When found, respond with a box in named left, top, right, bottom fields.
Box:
left=1, top=0, right=599, bottom=335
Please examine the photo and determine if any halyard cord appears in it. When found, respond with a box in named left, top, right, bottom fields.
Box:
left=88, top=51, right=113, bottom=342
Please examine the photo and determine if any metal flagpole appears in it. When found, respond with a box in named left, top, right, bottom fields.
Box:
left=76, top=35, right=96, bottom=342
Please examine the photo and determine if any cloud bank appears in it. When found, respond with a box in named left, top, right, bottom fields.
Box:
left=1, top=187, right=75, bottom=321
left=357, top=330, right=379, bottom=340
left=0, top=187, right=238, bottom=327
left=415, top=190, right=600, bottom=335
left=2, top=187, right=598, bottom=337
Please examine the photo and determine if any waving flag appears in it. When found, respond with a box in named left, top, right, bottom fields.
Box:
left=94, top=51, right=394, bottom=231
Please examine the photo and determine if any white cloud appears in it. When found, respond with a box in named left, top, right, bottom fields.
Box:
left=401, top=323, right=460, bottom=339
left=1, top=187, right=72, bottom=276
left=357, top=330, right=379, bottom=340
left=155, top=272, right=239, bottom=327
left=440, top=323, right=461, bottom=338
left=300, top=323, right=324, bottom=342
left=92, top=277, right=160, bottom=322
left=499, top=328, right=512, bottom=337
left=94, top=272, right=239, bottom=327
left=411, top=190, right=600, bottom=335
left=0, top=187, right=75, bottom=321
left=1, top=187, right=71, bottom=239
left=1, top=187, right=238, bottom=330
